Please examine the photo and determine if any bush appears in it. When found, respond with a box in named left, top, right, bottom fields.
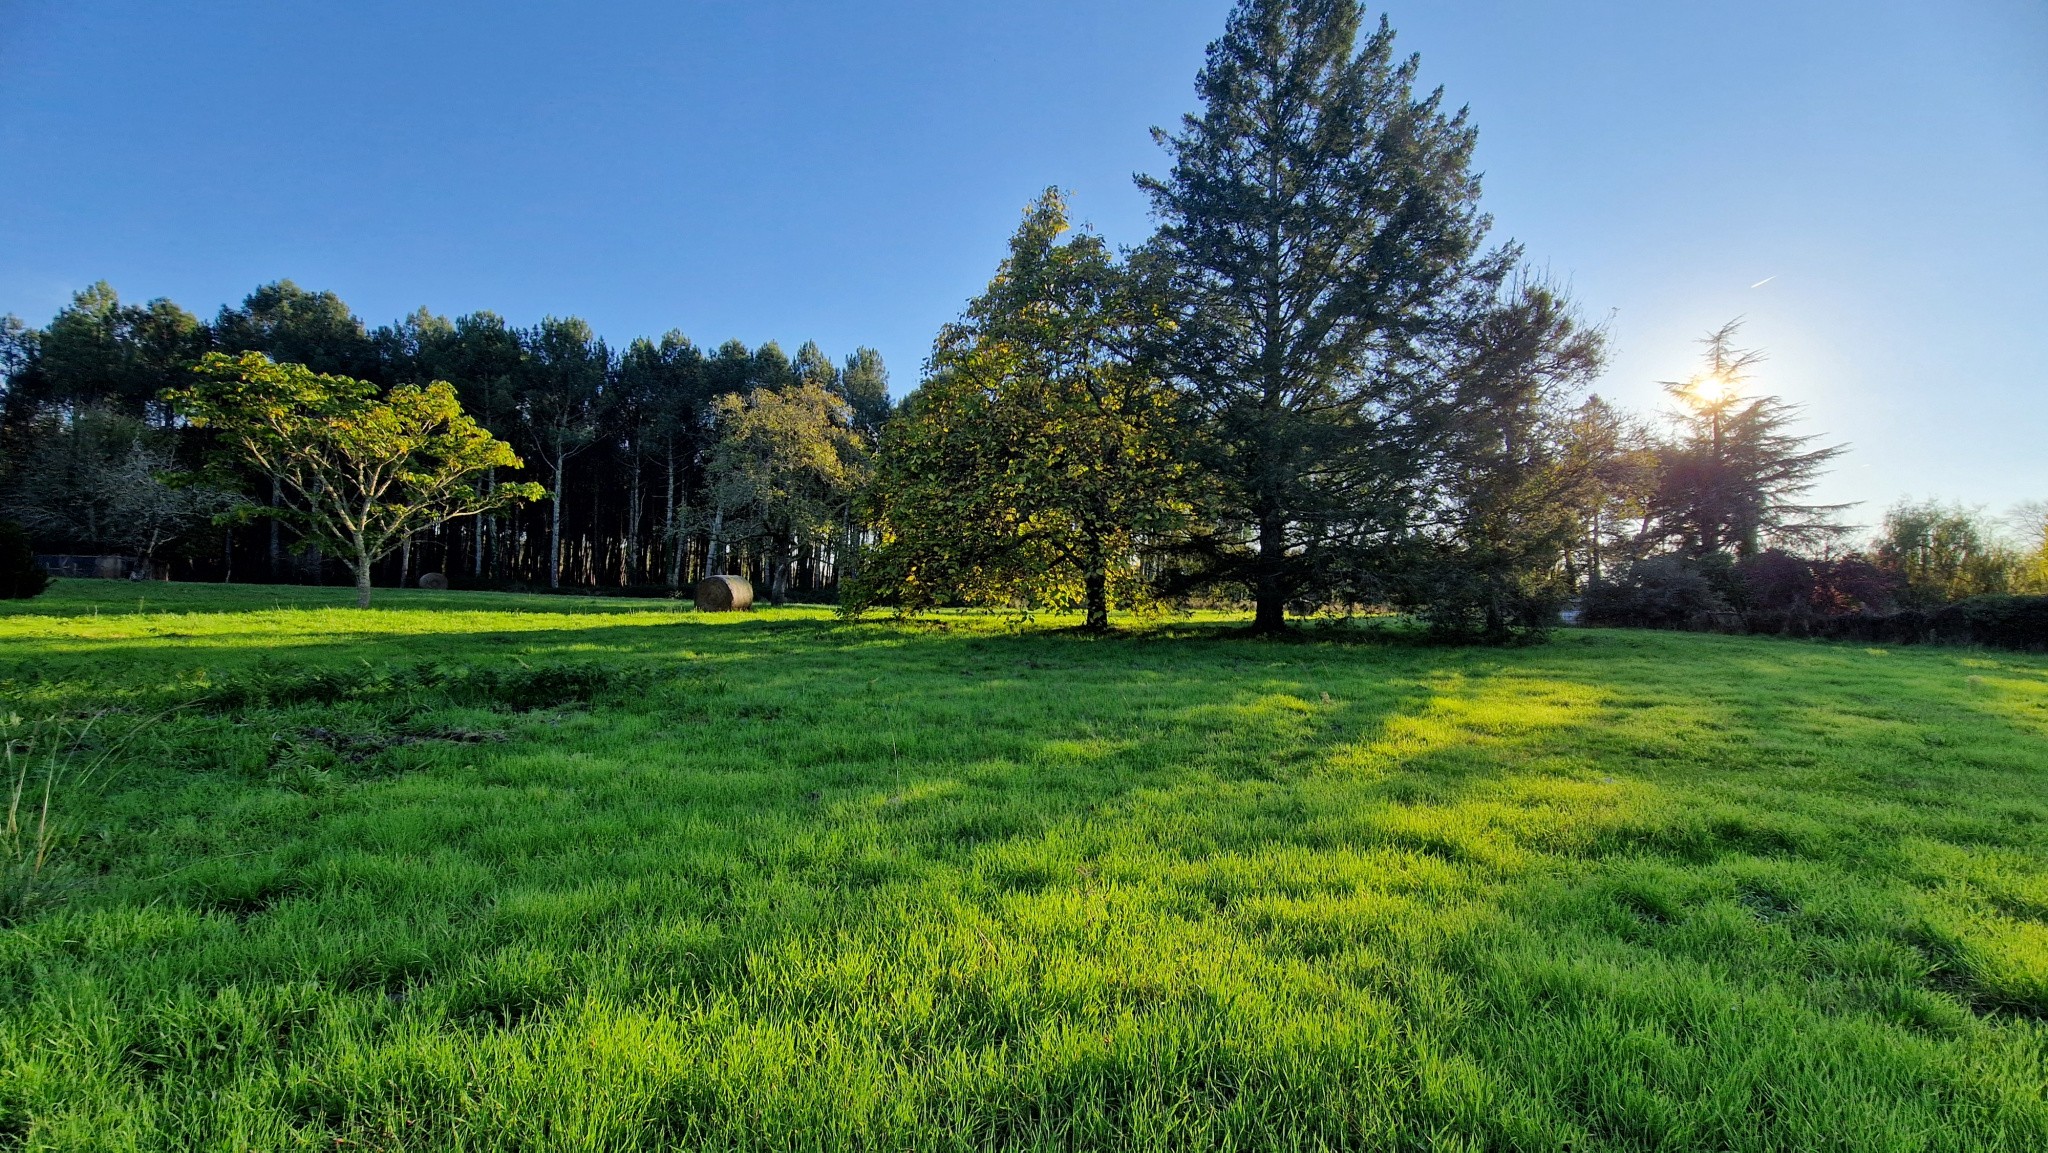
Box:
left=1582, top=556, right=1727, bottom=629
left=1927, top=595, right=2048, bottom=650
left=0, top=520, right=50, bottom=600
left=1729, top=550, right=1896, bottom=636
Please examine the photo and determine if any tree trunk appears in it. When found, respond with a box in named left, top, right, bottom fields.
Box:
left=770, top=535, right=792, bottom=605
left=548, top=450, right=565, bottom=589
left=352, top=544, right=373, bottom=609
left=475, top=467, right=493, bottom=578
left=627, top=447, right=642, bottom=587
left=398, top=535, right=412, bottom=588
left=1252, top=516, right=1288, bottom=633
left=268, top=477, right=281, bottom=578
left=664, top=444, right=683, bottom=588
left=1084, top=571, right=1108, bottom=631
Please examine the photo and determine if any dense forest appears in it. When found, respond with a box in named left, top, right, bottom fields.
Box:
left=0, top=282, right=890, bottom=598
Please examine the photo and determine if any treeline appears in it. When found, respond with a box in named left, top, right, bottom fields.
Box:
left=6, top=0, right=2042, bottom=639
left=0, top=281, right=890, bottom=596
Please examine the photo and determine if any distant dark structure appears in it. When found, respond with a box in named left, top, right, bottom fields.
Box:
left=694, top=575, right=753, bottom=612
left=418, top=572, right=449, bottom=591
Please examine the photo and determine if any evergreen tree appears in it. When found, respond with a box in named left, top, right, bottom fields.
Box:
left=1648, top=321, right=1849, bottom=559
left=1138, top=0, right=1518, bottom=631
left=23, top=283, right=208, bottom=422
left=517, top=317, right=610, bottom=588
left=750, top=341, right=796, bottom=392
left=793, top=340, right=838, bottom=393
left=835, top=347, right=893, bottom=441
left=213, top=281, right=377, bottom=380
left=1402, top=280, right=1605, bottom=636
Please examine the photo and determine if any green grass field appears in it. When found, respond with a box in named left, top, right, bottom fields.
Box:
left=1, top=580, right=2044, bottom=1150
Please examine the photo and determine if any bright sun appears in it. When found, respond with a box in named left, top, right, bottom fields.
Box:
left=1687, top=372, right=1738, bottom=408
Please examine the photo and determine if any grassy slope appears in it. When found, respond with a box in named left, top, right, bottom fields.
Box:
left=1, top=580, right=2044, bottom=1151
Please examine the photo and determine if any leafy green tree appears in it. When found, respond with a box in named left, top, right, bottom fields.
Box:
left=1875, top=500, right=2023, bottom=606
left=517, top=318, right=609, bottom=588
left=852, top=191, right=1188, bottom=629
left=1648, top=321, right=1849, bottom=559
left=168, top=353, right=542, bottom=607
left=705, top=380, right=866, bottom=604
left=1138, top=0, right=1527, bottom=631
left=2008, top=501, right=2048, bottom=594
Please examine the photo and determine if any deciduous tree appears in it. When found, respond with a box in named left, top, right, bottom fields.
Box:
left=168, top=352, right=542, bottom=607
left=705, top=380, right=865, bottom=604
left=852, top=191, right=1188, bottom=629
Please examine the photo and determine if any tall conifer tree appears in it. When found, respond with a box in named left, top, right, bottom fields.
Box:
left=1140, top=0, right=1516, bottom=631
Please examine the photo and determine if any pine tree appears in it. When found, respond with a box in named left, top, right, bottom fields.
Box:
left=1139, top=0, right=1514, bottom=631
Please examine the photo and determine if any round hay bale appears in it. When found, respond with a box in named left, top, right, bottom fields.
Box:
left=418, top=572, right=449, bottom=591
left=694, top=575, right=754, bottom=612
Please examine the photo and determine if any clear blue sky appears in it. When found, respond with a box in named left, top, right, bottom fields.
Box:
left=4, top=1, right=2043, bottom=523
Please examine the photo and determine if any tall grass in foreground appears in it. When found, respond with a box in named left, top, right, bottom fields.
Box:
left=0, top=580, right=2043, bottom=1150
left=1, top=710, right=135, bottom=924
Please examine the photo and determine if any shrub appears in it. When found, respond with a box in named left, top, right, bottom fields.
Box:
left=1582, top=556, right=1727, bottom=629
left=0, top=520, right=49, bottom=600
left=1731, top=550, right=1896, bottom=635
left=1927, top=595, right=2048, bottom=650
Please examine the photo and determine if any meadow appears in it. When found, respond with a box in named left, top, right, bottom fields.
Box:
left=0, top=580, right=2044, bottom=1150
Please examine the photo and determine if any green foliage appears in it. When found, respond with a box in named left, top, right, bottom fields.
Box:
left=836, top=346, right=894, bottom=440
left=1581, top=554, right=1731, bottom=629
left=853, top=190, right=1190, bottom=628
left=212, top=279, right=377, bottom=379
left=1878, top=499, right=2030, bottom=607
left=0, top=520, right=48, bottom=600
left=11, top=282, right=208, bottom=422
left=166, top=353, right=543, bottom=607
left=1, top=581, right=2046, bottom=1146
left=706, top=380, right=867, bottom=603
left=1399, top=280, right=1607, bottom=638
left=1139, top=1, right=1597, bottom=633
